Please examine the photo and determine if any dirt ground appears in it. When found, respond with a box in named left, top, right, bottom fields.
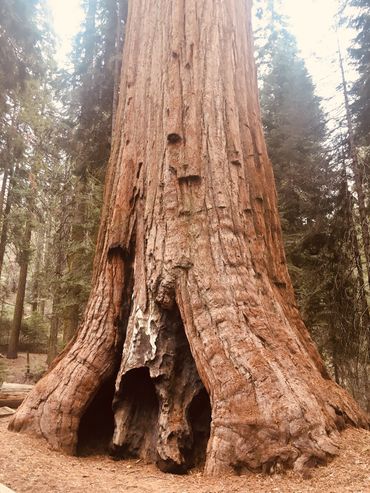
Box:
left=1, top=355, right=369, bottom=492
left=0, top=415, right=369, bottom=493
left=0, top=352, right=47, bottom=383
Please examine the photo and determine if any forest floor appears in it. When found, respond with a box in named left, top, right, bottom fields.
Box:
left=0, top=352, right=47, bottom=384
left=1, top=355, right=369, bottom=492
left=0, top=415, right=369, bottom=493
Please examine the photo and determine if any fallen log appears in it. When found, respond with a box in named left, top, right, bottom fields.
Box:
left=0, top=406, right=16, bottom=417
left=0, top=382, right=34, bottom=408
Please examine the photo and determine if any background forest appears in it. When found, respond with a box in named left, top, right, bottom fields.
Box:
left=0, top=0, right=368, bottom=411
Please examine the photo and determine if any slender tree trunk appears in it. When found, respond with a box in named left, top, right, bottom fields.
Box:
left=10, top=0, right=368, bottom=476
left=0, top=163, right=17, bottom=278
left=338, top=41, right=370, bottom=286
left=341, top=160, right=370, bottom=317
left=84, top=0, right=97, bottom=65
left=7, top=220, right=32, bottom=359
left=63, top=177, right=86, bottom=344
left=63, top=305, right=80, bottom=344
left=0, top=190, right=11, bottom=278
left=47, top=298, right=60, bottom=366
left=0, top=109, right=18, bottom=224
left=48, top=229, right=64, bottom=365
left=30, top=228, right=44, bottom=312
left=341, top=167, right=370, bottom=411
left=80, top=0, right=97, bottom=123
left=0, top=162, right=10, bottom=223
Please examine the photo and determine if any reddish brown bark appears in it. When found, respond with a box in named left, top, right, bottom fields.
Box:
left=10, top=0, right=368, bottom=476
left=112, top=0, right=128, bottom=137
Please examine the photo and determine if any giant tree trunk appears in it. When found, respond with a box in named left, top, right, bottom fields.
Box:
left=10, top=0, right=368, bottom=475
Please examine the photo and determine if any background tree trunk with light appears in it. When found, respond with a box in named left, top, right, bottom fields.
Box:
left=7, top=219, right=32, bottom=359
left=10, top=0, right=368, bottom=475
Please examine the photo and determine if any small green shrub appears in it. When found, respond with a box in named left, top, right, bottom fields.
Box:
left=0, top=313, right=48, bottom=353
left=0, top=317, right=12, bottom=347
left=27, top=364, right=46, bottom=383
left=0, top=358, right=6, bottom=384
left=21, top=312, right=49, bottom=351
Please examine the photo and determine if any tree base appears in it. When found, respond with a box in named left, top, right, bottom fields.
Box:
left=8, top=251, right=369, bottom=475
left=9, top=290, right=369, bottom=476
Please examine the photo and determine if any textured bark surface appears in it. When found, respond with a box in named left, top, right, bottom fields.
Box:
left=10, top=0, right=368, bottom=476
left=7, top=220, right=32, bottom=359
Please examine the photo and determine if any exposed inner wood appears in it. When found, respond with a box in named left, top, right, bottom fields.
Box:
left=110, top=303, right=211, bottom=474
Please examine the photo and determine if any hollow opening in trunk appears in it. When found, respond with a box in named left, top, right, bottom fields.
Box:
left=186, top=387, right=212, bottom=468
left=97, top=300, right=212, bottom=472
left=110, top=366, right=159, bottom=460
left=77, top=377, right=116, bottom=456
left=156, top=302, right=212, bottom=473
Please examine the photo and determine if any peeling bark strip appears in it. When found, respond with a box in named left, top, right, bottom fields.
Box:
left=10, top=0, right=368, bottom=476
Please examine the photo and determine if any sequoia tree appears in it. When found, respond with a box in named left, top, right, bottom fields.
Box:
left=10, top=0, right=368, bottom=475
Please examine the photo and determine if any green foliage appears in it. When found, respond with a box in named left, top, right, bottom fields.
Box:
left=257, top=1, right=369, bottom=408
left=56, top=0, right=125, bottom=340
left=0, top=0, right=122, bottom=354
left=0, top=313, right=47, bottom=352
left=0, top=0, right=125, bottom=355
left=0, top=316, right=11, bottom=346
left=0, top=0, right=42, bottom=118
left=348, top=0, right=370, bottom=144
left=0, top=0, right=55, bottom=156
left=62, top=0, right=123, bottom=179
left=259, top=10, right=328, bottom=233
left=347, top=0, right=370, bottom=200
left=258, top=3, right=331, bottom=317
left=0, top=0, right=63, bottom=357
left=21, top=312, right=48, bottom=350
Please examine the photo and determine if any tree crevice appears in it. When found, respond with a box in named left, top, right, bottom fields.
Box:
left=111, top=300, right=212, bottom=474
left=77, top=377, right=116, bottom=456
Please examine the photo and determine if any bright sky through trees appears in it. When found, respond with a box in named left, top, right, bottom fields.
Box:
left=47, top=0, right=353, bottom=120
left=282, top=0, right=354, bottom=115
left=48, top=0, right=84, bottom=66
